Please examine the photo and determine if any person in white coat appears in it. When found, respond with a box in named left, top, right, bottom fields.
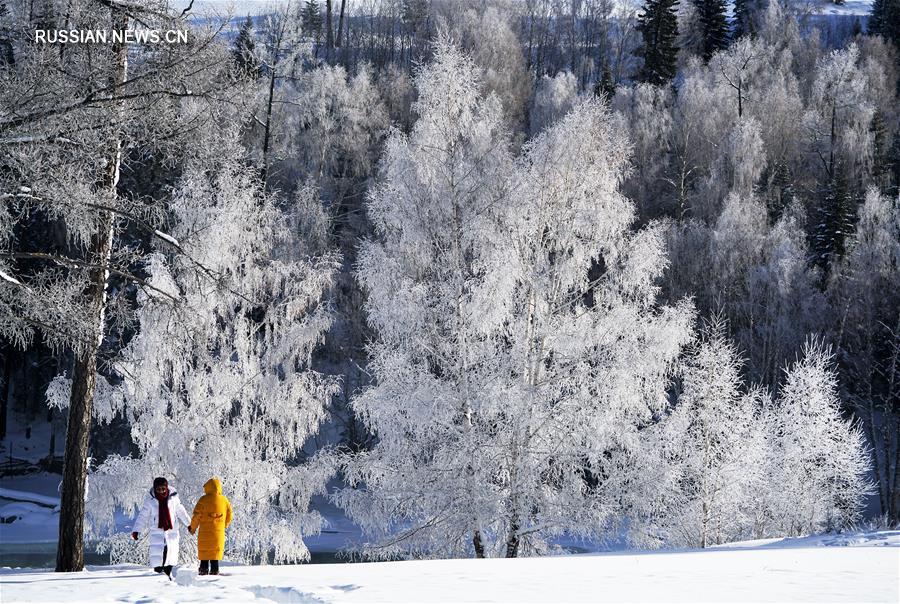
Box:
left=131, top=477, right=191, bottom=577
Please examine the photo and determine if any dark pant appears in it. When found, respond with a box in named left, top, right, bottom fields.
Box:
left=153, top=546, right=173, bottom=577
left=199, top=559, right=219, bottom=575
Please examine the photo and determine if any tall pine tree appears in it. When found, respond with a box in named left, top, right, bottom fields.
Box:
left=732, top=0, right=756, bottom=39
left=696, top=0, right=729, bottom=60
left=869, top=0, right=900, bottom=49
left=301, top=0, right=323, bottom=40
left=812, top=168, right=855, bottom=274
left=636, top=0, right=680, bottom=85
left=232, top=15, right=259, bottom=78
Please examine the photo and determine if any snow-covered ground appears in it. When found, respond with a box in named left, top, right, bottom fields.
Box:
left=810, top=0, right=873, bottom=16
left=1, top=474, right=897, bottom=601
left=1, top=532, right=897, bottom=603
left=0, top=474, right=62, bottom=546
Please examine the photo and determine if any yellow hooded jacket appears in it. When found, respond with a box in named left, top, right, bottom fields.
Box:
left=189, top=478, right=232, bottom=560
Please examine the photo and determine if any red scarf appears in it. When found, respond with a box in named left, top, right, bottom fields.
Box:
left=156, top=491, right=173, bottom=531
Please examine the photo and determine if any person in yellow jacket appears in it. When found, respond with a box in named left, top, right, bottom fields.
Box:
left=188, top=477, right=233, bottom=575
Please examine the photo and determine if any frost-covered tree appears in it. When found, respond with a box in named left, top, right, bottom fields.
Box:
left=337, top=40, right=694, bottom=559
left=529, top=71, right=580, bottom=135
left=663, top=195, right=826, bottom=389
left=736, top=205, right=826, bottom=387
left=828, top=188, right=900, bottom=523
left=636, top=333, right=870, bottom=546
left=0, top=0, right=248, bottom=571
left=768, top=340, right=872, bottom=535
left=709, top=37, right=768, bottom=121
left=233, top=15, right=260, bottom=78
left=688, top=118, right=767, bottom=219
left=738, top=388, right=779, bottom=539
left=279, top=64, right=388, bottom=191
left=446, top=6, right=534, bottom=134
left=335, top=39, right=516, bottom=560
left=667, top=36, right=802, bottom=221
left=803, top=44, right=876, bottom=187
left=650, top=320, right=759, bottom=548
left=803, top=43, right=879, bottom=271
left=244, top=3, right=311, bottom=187
left=613, top=83, right=675, bottom=219
left=77, top=153, right=339, bottom=565
left=485, top=97, right=693, bottom=558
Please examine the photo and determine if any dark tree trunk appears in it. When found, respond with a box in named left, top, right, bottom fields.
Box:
left=56, top=326, right=104, bottom=571
left=260, top=64, right=276, bottom=187
left=0, top=350, right=13, bottom=440
left=23, top=349, right=38, bottom=419
left=47, top=407, right=56, bottom=461
left=887, top=322, right=900, bottom=524
left=472, top=528, right=485, bottom=558
left=325, top=0, right=334, bottom=54
left=505, top=521, right=519, bottom=558
left=335, top=0, right=346, bottom=48
left=55, top=8, right=126, bottom=573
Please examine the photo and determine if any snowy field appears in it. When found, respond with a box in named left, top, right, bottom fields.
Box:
left=809, top=0, right=873, bottom=16
left=1, top=532, right=898, bottom=603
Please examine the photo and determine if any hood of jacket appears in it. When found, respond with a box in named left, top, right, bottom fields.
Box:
left=203, top=478, right=222, bottom=495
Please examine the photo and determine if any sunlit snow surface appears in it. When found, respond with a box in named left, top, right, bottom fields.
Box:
left=813, top=0, right=874, bottom=15
left=2, top=532, right=897, bottom=603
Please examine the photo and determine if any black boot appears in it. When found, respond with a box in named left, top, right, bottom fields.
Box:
left=209, top=560, right=219, bottom=575
left=199, top=560, right=209, bottom=575
left=155, top=545, right=168, bottom=575
left=163, top=565, right=173, bottom=578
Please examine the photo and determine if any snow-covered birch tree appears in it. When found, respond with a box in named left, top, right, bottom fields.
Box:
left=78, top=150, right=340, bottom=565
left=530, top=71, right=580, bottom=136
left=803, top=44, right=876, bottom=187
left=337, top=41, right=693, bottom=559
left=768, top=340, right=872, bottom=535
left=828, top=188, right=900, bottom=523
left=0, top=0, right=249, bottom=571
left=650, top=319, right=759, bottom=548
left=488, top=97, right=694, bottom=557
left=634, top=331, right=870, bottom=546
left=335, top=38, right=516, bottom=560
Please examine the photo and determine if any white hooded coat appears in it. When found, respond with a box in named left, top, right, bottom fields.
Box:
left=133, top=489, right=191, bottom=567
